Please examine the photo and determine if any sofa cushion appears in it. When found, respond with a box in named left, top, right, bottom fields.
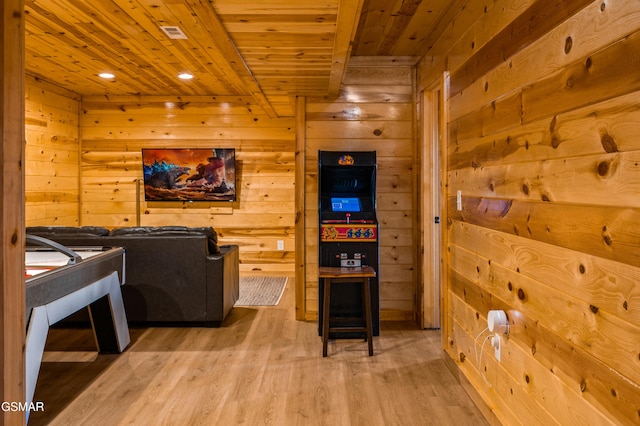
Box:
left=26, top=226, right=111, bottom=237
left=109, top=226, right=220, bottom=254
left=189, top=227, right=220, bottom=254
left=108, top=226, right=189, bottom=236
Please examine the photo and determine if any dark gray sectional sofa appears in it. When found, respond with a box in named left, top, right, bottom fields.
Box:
left=26, top=225, right=239, bottom=327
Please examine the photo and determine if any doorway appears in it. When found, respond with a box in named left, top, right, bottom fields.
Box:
left=420, top=83, right=443, bottom=329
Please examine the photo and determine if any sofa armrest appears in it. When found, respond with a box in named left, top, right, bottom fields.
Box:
left=205, top=245, right=240, bottom=325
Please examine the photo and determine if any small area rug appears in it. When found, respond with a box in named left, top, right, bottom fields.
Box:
left=235, top=276, right=288, bottom=306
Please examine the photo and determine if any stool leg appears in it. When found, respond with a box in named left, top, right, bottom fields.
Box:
left=361, top=279, right=368, bottom=342
left=322, top=278, right=331, bottom=357
left=363, top=278, right=373, bottom=356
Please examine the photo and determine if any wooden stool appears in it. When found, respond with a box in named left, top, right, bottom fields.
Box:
left=318, top=266, right=376, bottom=357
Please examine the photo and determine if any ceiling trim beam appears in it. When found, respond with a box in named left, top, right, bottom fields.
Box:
left=181, top=0, right=277, bottom=118
left=328, top=0, right=365, bottom=98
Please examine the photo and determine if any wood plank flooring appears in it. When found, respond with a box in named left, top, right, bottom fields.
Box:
left=30, top=278, right=488, bottom=425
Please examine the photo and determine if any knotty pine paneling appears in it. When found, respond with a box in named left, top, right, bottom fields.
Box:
left=25, top=74, right=81, bottom=226
left=417, top=0, right=640, bottom=424
left=449, top=0, right=593, bottom=96
left=3, top=3, right=26, bottom=418
left=449, top=0, right=640, bottom=121
left=79, top=96, right=295, bottom=276
left=304, top=59, right=416, bottom=322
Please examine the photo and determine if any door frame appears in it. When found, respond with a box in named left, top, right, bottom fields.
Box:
left=420, top=75, right=447, bottom=329
left=2, top=0, right=27, bottom=423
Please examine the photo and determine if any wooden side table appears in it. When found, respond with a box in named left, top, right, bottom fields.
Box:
left=318, top=266, right=376, bottom=357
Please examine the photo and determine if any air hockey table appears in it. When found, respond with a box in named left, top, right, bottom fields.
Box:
left=25, top=235, right=130, bottom=421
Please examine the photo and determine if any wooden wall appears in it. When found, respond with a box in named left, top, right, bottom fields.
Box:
left=25, top=74, right=80, bottom=226
left=78, top=96, right=296, bottom=276
left=417, top=0, right=640, bottom=423
left=2, top=1, right=26, bottom=423
left=304, top=57, right=416, bottom=321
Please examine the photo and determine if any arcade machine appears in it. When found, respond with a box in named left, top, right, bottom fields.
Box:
left=318, top=150, right=380, bottom=336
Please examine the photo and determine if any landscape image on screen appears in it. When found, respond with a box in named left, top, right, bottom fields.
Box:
left=142, top=148, right=236, bottom=202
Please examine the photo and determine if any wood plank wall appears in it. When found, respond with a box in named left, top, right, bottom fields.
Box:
left=417, top=0, right=640, bottom=423
left=25, top=75, right=80, bottom=226
left=304, top=57, right=416, bottom=321
left=2, top=1, right=26, bottom=423
left=78, top=96, right=296, bottom=276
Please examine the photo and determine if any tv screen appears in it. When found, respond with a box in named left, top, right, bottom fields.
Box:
left=142, top=148, right=236, bottom=202
left=331, top=197, right=361, bottom=212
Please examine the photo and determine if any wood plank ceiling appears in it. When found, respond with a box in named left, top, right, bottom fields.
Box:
left=24, top=0, right=456, bottom=117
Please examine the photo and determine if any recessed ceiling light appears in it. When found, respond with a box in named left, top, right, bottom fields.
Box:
left=98, top=72, right=115, bottom=79
left=178, top=73, right=194, bottom=80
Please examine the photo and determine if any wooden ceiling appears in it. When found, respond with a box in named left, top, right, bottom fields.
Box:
left=24, top=0, right=456, bottom=116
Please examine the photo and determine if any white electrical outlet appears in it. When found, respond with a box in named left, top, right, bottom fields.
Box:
left=456, top=190, right=462, bottom=211
left=277, top=240, right=284, bottom=251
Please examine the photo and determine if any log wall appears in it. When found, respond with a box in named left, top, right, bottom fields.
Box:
left=78, top=96, right=296, bottom=276
left=304, top=57, right=417, bottom=321
left=417, top=0, right=640, bottom=423
left=25, top=75, right=80, bottom=226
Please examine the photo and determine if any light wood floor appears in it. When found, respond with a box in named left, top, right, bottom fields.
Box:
left=31, top=278, right=488, bottom=425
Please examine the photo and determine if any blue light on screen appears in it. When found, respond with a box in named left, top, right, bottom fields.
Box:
left=331, top=197, right=361, bottom=212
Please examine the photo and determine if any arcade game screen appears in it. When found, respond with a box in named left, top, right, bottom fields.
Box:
left=331, top=197, right=361, bottom=212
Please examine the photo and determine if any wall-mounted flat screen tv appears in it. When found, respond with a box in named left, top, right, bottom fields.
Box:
left=142, top=148, right=236, bottom=202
